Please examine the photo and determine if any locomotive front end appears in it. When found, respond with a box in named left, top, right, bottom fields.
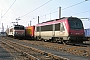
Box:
left=68, top=17, right=87, bottom=42
left=14, top=25, right=25, bottom=38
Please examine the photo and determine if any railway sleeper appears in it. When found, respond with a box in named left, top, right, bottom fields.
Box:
left=1, top=39, right=70, bottom=60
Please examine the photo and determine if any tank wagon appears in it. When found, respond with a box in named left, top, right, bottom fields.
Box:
left=6, top=25, right=25, bottom=38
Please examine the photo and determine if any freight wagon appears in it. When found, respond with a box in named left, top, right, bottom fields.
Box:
left=25, top=26, right=35, bottom=39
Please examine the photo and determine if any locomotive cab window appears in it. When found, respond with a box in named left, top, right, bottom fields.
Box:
left=14, top=26, right=25, bottom=30
left=68, top=17, right=83, bottom=29
left=19, top=26, right=25, bottom=30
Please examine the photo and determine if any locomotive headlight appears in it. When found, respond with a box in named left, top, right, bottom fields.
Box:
left=21, top=33, right=23, bottom=35
left=70, top=33, right=72, bottom=34
left=82, top=33, right=83, bottom=34
left=69, top=32, right=73, bottom=34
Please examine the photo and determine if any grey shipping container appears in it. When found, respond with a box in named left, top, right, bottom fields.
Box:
left=84, top=29, right=90, bottom=37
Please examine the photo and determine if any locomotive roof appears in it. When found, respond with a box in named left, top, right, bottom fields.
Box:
left=39, top=17, right=79, bottom=24
left=13, top=25, right=25, bottom=27
left=39, top=18, right=65, bottom=24
left=9, top=24, right=24, bottom=28
left=36, top=17, right=80, bottom=26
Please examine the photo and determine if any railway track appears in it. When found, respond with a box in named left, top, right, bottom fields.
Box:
left=0, top=37, right=69, bottom=60
left=16, top=39, right=90, bottom=58
left=72, top=43, right=90, bottom=47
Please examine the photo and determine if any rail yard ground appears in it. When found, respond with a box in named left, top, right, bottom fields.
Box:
left=0, top=44, right=13, bottom=60
left=0, top=36, right=90, bottom=60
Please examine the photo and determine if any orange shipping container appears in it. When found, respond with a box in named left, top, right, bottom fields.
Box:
left=25, top=26, right=35, bottom=37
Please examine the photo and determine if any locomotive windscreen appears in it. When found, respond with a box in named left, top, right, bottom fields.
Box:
left=14, top=26, right=25, bottom=30
left=68, top=17, right=83, bottom=29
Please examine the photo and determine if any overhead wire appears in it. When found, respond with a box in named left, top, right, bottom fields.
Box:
left=76, top=10, right=90, bottom=21
left=20, top=0, right=53, bottom=18
left=73, top=10, right=90, bottom=15
left=22, top=0, right=89, bottom=24
left=37, top=0, right=89, bottom=18
left=62, top=0, right=88, bottom=10
left=1, top=0, right=16, bottom=18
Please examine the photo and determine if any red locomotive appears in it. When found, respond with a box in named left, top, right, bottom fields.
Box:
left=25, top=17, right=87, bottom=44
left=6, top=25, right=25, bottom=39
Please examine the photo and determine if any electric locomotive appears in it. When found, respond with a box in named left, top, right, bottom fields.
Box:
left=6, top=24, right=25, bottom=38
left=34, top=17, right=87, bottom=43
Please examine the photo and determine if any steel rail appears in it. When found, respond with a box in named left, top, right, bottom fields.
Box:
left=0, top=38, right=69, bottom=60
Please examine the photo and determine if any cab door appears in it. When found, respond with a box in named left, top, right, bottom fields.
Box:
left=52, top=24, right=55, bottom=37
left=60, top=23, right=65, bottom=36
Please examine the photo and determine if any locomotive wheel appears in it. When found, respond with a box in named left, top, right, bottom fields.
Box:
left=64, top=40, right=70, bottom=44
left=61, top=40, right=69, bottom=45
left=44, top=39, right=47, bottom=42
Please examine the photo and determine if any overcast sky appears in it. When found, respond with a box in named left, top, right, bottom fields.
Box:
left=0, top=0, right=90, bottom=31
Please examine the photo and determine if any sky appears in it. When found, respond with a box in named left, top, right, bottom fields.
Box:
left=0, top=0, right=90, bottom=32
